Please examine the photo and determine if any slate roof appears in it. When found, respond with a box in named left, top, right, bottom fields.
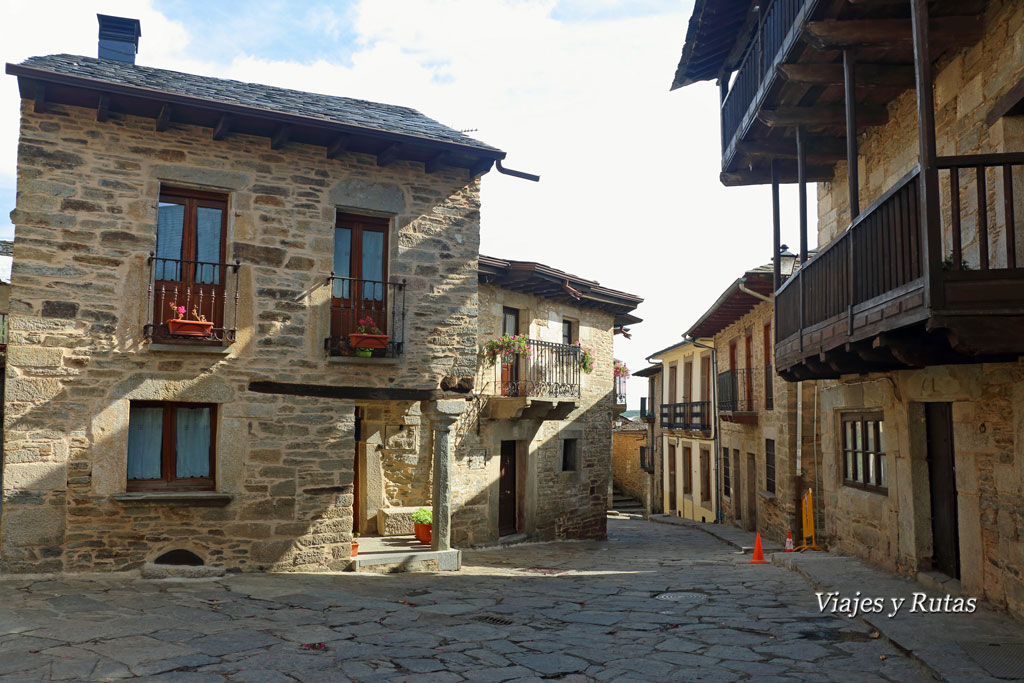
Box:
left=16, top=54, right=501, bottom=154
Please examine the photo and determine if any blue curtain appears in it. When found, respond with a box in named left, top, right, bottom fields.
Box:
left=195, top=207, right=222, bottom=284
left=333, top=227, right=352, bottom=298
left=362, top=231, right=385, bottom=300
left=156, top=202, right=185, bottom=281
left=176, top=407, right=211, bottom=478
left=127, top=406, right=163, bottom=480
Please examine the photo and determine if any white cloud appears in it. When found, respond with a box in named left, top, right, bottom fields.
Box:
left=0, top=0, right=811, bottom=405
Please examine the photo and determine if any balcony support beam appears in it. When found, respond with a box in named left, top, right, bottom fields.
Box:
left=778, top=63, right=915, bottom=89
left=759, top=105, right=888, bottom=128
left=803, top=17, right=982, bottom=52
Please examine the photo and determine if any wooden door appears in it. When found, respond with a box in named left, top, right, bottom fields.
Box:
left=733, top=449, right=742, bottom=521
left=499, top=440, right=517, bottom=536
left=331, top=213, right=390, bottom=340
left=500, top=307, right=520, bottom=396
left=926, top=403, right=960, bottom=579
left=745, top=452, right=757, bottom=532
left=667, top=444, right=677, bottom=511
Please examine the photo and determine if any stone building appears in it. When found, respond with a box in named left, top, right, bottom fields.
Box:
left=674, top=0, right=1024, bottom=616
left=633, top=363, right=662, bottom=513
left=611, top=418, right=651, bottom=514
left=685, top=261, right=819, bottom=543
left=646, top=337, right=717, bottom=523
left=1, top=16, right=520, bottom=573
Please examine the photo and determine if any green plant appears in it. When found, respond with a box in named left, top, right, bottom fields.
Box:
left=412, top=507, right=432, bottom=525
left=940, top=256, right=971, bottom=271
left=613, top=360, right=630, bottom=378
left=482, top=334, right=530, bottom=367
left=577, top=342, right=594, bottom=374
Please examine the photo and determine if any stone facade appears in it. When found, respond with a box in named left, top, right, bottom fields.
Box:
left=611, top=421, right=649, bottom=508
left=714, top=299, right=819, bottom=544
left=448, top=282, right=619, bottom=546
left=809, top=0, right=1024, bottom=617
left=3, top=96, right=481, bottom=572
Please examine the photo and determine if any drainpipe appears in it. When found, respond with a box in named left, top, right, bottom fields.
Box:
left=684, top=335, right=721, bottom=523
left=738, top=278, right=772, bottom=303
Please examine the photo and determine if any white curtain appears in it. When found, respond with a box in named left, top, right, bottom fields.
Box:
left=175, top=406, right=211, bottom=478
left=127, top=406, right=163, bottom=480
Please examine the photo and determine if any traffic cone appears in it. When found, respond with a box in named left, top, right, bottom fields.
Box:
left=749, top=533, right=770, bottom=564
left=785, top=531, right=794, bottom=553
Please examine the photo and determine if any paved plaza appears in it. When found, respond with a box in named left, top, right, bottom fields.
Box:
left=0, top=517, right=1003, bottom=681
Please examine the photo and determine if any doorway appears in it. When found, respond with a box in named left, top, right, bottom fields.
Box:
left=744, top=452, right=757, bottom=532
left=668, top=444, right=677, bottom=512
left=926, top=403, right=960, bottom=579
left=732, top=449, right=741, bottom=522
left=499, top=440, right=518, bottom=536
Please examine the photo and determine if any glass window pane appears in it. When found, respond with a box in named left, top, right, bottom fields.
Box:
left=845, top=451, right=853, bottom=479
left=879, top=454, right=888, bottom=487
left=195, top=207, right=223, bottom=285
left=362, top=230, right=385, bottom=301
left=866, top=422, right=876, bottom=452
left=332, top=227, right=351, bottom=298
left=854, top=421, right=863, bottom=452
left=128, top=406, right=163, bottom=480
left=868, top=453, right=876, bottom=484
left=855, top=452, right=864, bottom=482
left=156, top=202, right=185, bottom=281
left=878, top=421, right=885, bottom=453
left=176, top=406, right=211, bottom=479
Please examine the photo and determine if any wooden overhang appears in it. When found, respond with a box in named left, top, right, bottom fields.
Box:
left=7, top=56, right=507, bottom=177
left=685, top=269, right=774, bottom=339
left=673, top=0, right=990, bottom=187
left=478, top=255, right=643, bottom=329
left=632, top=364, right=662, bottom=378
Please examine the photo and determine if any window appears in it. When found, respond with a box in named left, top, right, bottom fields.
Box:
left=843, top=413, right=887, bottom=492
left=764, top=323, right=774, bottom=411
left=153, top=188, right=228, bottom=335
left=722, top=445, right=731, bottom=497
left=700, top=449, right=711, bottom=503
left=127, top=402, right=216, bottom=491
left=682, top=361, right=693, bottom=404
left=765, top=439, right=776, bottom=494
left=331, top=212, right=390, bottom=341
left=561, top=438, right=579, bottom=472
left=561, top=319, right=575, bottom=345
left=683, top=446, right=692, bottom=494
left=668, top=364, right=677, bottom=403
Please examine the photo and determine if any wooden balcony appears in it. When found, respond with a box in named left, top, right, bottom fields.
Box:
left=659, top=402, right=713, bottom=433
left=717, top=368, right=759, bottom=424
left=776, top=154, right=1024, bottom=380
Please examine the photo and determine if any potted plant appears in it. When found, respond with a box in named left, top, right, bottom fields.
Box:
left=351, top=532, right=360, bottom=557
left=577, top=342, right=595, bottom=374
left=613, top=360, right=630, bottom=378
left=166, top=302, right=214, bottom=337
left=412, top=507, right=432, bottom=545
left=482, top=334, right=531, bottom=367
left=349, top=315, right=388, bottom=354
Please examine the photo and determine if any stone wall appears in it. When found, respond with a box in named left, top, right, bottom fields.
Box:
left=449, top=282, right=617, bottom=546
left=612, top=424, right=648, bottom=506
left=3, top=98, right=481, bottom=572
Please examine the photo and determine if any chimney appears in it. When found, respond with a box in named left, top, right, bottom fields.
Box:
left=97, top=14, right=141, bottom=64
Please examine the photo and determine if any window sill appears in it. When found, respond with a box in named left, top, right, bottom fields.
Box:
left=113, top=492, right=233, bottom=506
left=327, top=355, right=401, bottom=365
left=147, top=344, right=232, bottom=355
left=757, top=489, right=777, bottom=501
left=842, top=482, right=889, bottom=496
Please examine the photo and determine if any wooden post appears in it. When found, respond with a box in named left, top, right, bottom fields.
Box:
left=772, top=160, right=782, bottom=292
left=797, top=125, right=808, bottom=353
left=910, top=0, right=943, bottom=308
left=719, top=77, right=729, bottom=157
left=843, top=50, right=860, bottom=218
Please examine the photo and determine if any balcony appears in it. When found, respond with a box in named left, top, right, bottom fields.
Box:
left=717, top=368, right=759, bottom=423
left=614, top=371, right=627, bottom=413
left=324, top=276, right=406, bottom=358
left=145, top=255, right=240, bottom=345
left=659, top=402, right=712, bottom=433
left=639, top=397, right=655, bottom=423
left=639, top=446, right=655, bottom=473
left=776, top=155, right=1024, bottom=380
left=486, top=339, right=581, bottom=420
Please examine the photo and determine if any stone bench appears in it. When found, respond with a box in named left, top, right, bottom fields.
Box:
left=376, top=506, right=423, bottom=536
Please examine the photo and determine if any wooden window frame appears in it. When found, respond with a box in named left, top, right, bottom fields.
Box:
left=765, top=438, right=776, bottom=494
left=561, top=438, right=579, bottom=472
left=682, top=446, right=692, bottom=495
left=127, top=401, right=217, bottom=492
left=561, top=318, right=576, bottom=346
left=700, top=449, right=711, bottom=504
left=722, top=445, right=731, bottom=498
left=668, top=364, right=677, bottom=404
left=841, top=411, right=888, bottom=493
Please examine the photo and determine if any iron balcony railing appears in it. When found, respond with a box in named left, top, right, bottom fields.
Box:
left=324, top=274, right=406, bottom=358
left=718, top=368, right=757, bottom=412
left=493, top=339, right=581, bottom=399
left=640, top=396, right=655, bottom=421
left=145, top=254, right=241, bottom=344
left=659, top=402, right=713, bottom=432
left=614, top=373, right=627, bottom=405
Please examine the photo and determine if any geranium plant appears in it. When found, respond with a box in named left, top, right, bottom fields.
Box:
left=165, top=301, right=213, bottom=337
left=577, top=342, right=594, bottom=374
left=355, top=316, right=383, bottom=335
left=483, top=334, right=531, bottom=367
left=613, top=360, right=630, bottom=378
left=169, top=301, right=207, bottom=322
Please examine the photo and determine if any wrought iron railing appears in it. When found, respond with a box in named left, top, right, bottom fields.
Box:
left=640, top=396, right=655, bottom=421
left=324, top=275, right=406, bottom=358
left=718, top=368, right=757, bottom=412
left=614, top=373, right=627, bottom=405
left=145, top=254, right=240, bottom=344
left=660, top=402, right=712, bottom=431
left=492, top=339, right=581, bottom=399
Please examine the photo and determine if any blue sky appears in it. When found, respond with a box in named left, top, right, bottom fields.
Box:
left=0, top=0, right=808, bottom=404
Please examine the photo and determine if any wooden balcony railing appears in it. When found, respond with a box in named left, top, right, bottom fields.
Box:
left=659, top=402, right=712, bottom=432
left=775, top=153, right=1024, bottom=378
left=492, top=339, right=581, bottom=399
left=324, top=275, right=406, bottom=358
left=145, top=255, right=241, bottom=344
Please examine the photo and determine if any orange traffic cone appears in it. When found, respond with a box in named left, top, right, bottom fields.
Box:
left=749, top=533, right=770, bottom=564
left=785, top=531, right=794, bottom=553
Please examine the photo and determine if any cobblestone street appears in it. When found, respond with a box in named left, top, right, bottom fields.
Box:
left=0, top=518, right=943, bottom=681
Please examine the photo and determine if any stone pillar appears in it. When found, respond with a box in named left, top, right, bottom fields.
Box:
left=426, top=399, right=466, bottom=551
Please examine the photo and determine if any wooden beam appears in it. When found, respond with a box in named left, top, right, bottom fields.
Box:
left=798, top=125, right=808, bottom=265
left=873, top=333, right=946, bottom=367
left=96, top=94, right=110, bottom=122
left=803, top=17, right=982, bottom=51
left=985, top=75, right=1024, bottom=126
left=759, top=105, right=888, bottom=128
left=737, top=137, right=847, bottom=162
left=376, top=143, right=402, bottom=167
left=772, top=160, right=782, bottom=294
left=778, top=63, right=916, bottom=89
left=33, top=83, right=46, bottom=113
left=720, top=165, right=834, bottom=186
left=424, top=151, right=450, bottom=173
left=155, top=104, right=172, bottom=131
left=270, top=125, right=290, bottom=150
left=470, top=158, right=494, bottom=178
left=249, top=380, right=447, bottom=402
left=326, top=134, right=350, bottom=159
left=212, top=114, right=231, bottom=140
left=844, top=51, right=860, bottom=217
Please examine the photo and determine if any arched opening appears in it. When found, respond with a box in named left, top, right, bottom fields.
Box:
left=154, top=549, right=204, bottom=566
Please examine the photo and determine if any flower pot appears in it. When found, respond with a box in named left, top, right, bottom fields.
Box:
left=351, top=541, right=359, bottom=557
left=415, top=522, right=432, bottom=545
left=355, top=348, right=374, bottom=358
left=349, top=333, right=389, bottom=350
left=167, top=319, right=214, bottom=337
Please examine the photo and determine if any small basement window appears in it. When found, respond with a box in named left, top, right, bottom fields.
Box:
left=154, top=549, right=204, bottom=566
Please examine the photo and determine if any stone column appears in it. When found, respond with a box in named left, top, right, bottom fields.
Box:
left=426, top=399, right=466, bottom=551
